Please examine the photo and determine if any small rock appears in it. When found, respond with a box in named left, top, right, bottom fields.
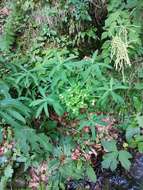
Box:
left=130, top=154, right=143, bottom=181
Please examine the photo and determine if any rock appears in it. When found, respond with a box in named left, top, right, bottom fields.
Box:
left=66, top=180, right=97, bottom=190
left=108, top=175, right=129, bottom=189
left=130, top=154, right=143, bottom=181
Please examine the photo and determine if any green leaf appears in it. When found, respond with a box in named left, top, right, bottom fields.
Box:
left=111, top=91, right=124, bottom=104
left=102, top=152, right=118, bottom=171
left=91, top=125, right=96, bottom=141
left=136, top=115, right=143, bottom=128
left=35, top=104, right=44, bottom=118
left=38, top=133, right=52, bottom=152
left=113, top=85, right=128, bottom=90
left=0, top=176, right=7, bottom=190
left=98, top=91, right=109, bottom=106
left=30, top=99, right=45, bottom=106
left=79, top=120, right=92, bottom=130
left=134, top=83, right=143, bottom=90
left=52, top=102, right=64, bottom=116
left=0, top=98, right=30, bottom=117
left=118, top=150, right=132, bottom=171
left=138, top=142, right=143, bottom=153
left=133, top=97, right=142, bottom=112
left=0, top=129, right=3, bottom=143
left=86, top=165, right=97, bottom=182
left=77, top=160, right=83, bottom=170
left=44, top=102, right=49, bottom=117
left=126, top=127, right=140, bottom=140
left=0, top=111, right=22, bottom=128
left=7, top=109, right=26, bottom=124
left=4, top=165, right=13, bottom=178
left=101, top=32, right=108, bottom=39
left=102, top=140, right=117, bottom=152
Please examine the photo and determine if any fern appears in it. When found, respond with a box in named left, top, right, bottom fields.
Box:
left=0, top=80, right=30, bottom=127
left=0, top=80, right=52, bottom=162
left=0, top=2, right=24, bottom=51
left=14, top=127, right=52, bottom=156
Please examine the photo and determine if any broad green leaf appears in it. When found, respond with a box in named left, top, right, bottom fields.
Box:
left=102, top=140, right=117, bottom=152
left=126, top=127, right=140, bottom=140
left=86, top=165, right=97, bottom=182
left=118, top=150, right=132, bottom=170
left=102, top=152, right=118, bottom=171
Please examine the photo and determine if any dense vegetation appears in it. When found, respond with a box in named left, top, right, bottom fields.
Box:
left=0, top=0, right=143, bottom=189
